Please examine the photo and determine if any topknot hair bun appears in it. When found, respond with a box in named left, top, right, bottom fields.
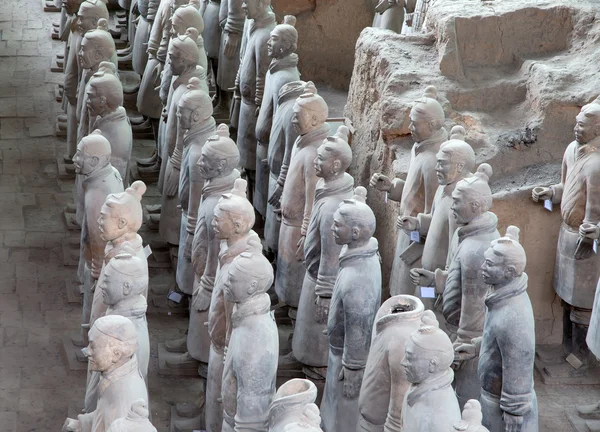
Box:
left=127, top=181, right=147, bottom=201
left=475, top=163, right=492, bottom=183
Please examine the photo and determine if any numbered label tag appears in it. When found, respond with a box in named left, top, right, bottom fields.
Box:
left=144, top=244, right=152, bottom=258
left=167, top=290, right=183, bottom=304
left=385, top=192, right=388, bottom=204
left=410, top=230, right=420, bottom=243
left=420, top=287, right=436, bottom=298
left=594, top=240, right=598, bottom=254
left=544, top=199, right=553, bottom=212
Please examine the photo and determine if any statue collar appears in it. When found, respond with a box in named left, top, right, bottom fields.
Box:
left=339, top=237, right=379, bottom=266
left=296, top=123, right=330, bottom=148
left=406, top=368, right=454, bottom=407
left=173, top=66, right=205, bottom=90
left=184, top=117, right=216, bottom=145
left=457, top=211, right=498, bottom=242
left=105, top=234, right=144, bottom=262
left=231, top=293, right=272, bottom=328
left=375, top=297, right=425, bottom=334
left=485, top=273, right=528, bottom=308
left=82, top=164, right=116, bottom=186
left=202, top=169, right=240, bottom=197
left=414, top=127, right=448, bottom=155
left=249, top=12, right=276, bottom=33
left=268, top=383, right=317, bottom=429
left=315, top=172, right=354, bottom=201
left=219, top=230, right=260, bottom=266
left=107, top=295, right=148, bottom=319
left=92, top=106, right=129, bottom=129
left=98, top=354, right=139, bottom=396
left=574, top=136, right=600, bottom=158
left=269, top=53, right=299, bottom=73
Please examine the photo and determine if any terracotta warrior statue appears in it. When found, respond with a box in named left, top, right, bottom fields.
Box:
left=532, top=97, right=600, bottom=374
left=86, top=253, right=151, bottom=413
left=131, top=0, right=160, bottom=76
left=400, top=313, right=460, bottom=431
left=77, top=18, right=117, bottom=143
left=276, top=84, right=329, bottom=317
left=399, top=126, right=474, bottom=307
left=161, top=77, right=214, bottom=299
left=215, top=0, right=244, bottom=118
left=265, top=80, right=305, bottom=254
left=159, top=0, right=209, bottom=107
left=231, top=0, right=276, bottom=198
left=283, top=404, right=323, bottom=432
left=106, top=399, right=157, bottom=432
left=202, top=0, right=222, bottom=98
left=157, top=30, right=208, bottom=249
left=369, top=86, right=448, bottom=297
left=62, top=315, right=148, bottom=432
left=452, top=400, right=490, bottom=432
left=167, top=124, right=239, bottom=375
left=372, top=0, right=415, bottom=34
left=205, top=178, right=259, bottom=432
left=358, top=295, right=425, bottom=432
left=292, top=125, right=354, bottom=378
left=221, top=241, right=279, bottom=432
left=86, top=62, right=133, bottom=182
left=63, top=0, right=108, bottom=164
left=254, top=15, right=300, bottom=217
left=411, top=163, right=499, bottom=408
left=136, top=0, right=188, bottom=178
left=455, top=226, right=538, bottom=432
left=89, top=180, right=148, bottom=346
left=320, top=186, right=382, bottom=432
left=74, top=131, right=124, bottom=344
left=268, top=379, right=318, bottom=432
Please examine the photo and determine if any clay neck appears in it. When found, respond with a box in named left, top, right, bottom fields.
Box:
left=220, top=230, right=260, bottom=264
left=231, top=292, right=271, bottom=327
left=315, top=172, right=354, bottom=201
left=485, top=273, right=528, bottom=307
left=457, top=211, right=498, bottom=240
left=375, top=296, right=425, bottom=333
left=109, top=231, right=139, bottom=248
left=83, top=163, right=112, bottom=180
left=250, top=9, right=274, bottom=27
left=269, top=52, right=299, bottom=71
left=575, top=136, right=600, bottom=156
left=202, top=169, right=240, bottom=196
left=99, top=354, right=139, bottom=395
left=298, top=123, right=330, bottom=143
left=340, top=237, right=378, bottom=259
left=269, top=388, right=317, bottom=428
left=102, top=353, right=136, bottom=378
left=184, top=116, right=216, bottom=141
left=406, top=367, right=454, bottom=407
left=94, top=105, right=126, bottom=122
left=108, top=294, right=147, bottom=317
left=321, top=170, right=344, bottom=184
left=278, top=88, right=305, bottom=105
left=414, top=127, right=448, bottom=153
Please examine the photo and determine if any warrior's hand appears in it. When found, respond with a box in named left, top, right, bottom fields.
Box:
left=163, top=162, right=180, bottom=197
left=374, top=0, right=393, bottom=14
left=503, top=412, right=523, bottom=432
left=454, top=343, right=477, bottom=362
left=409, top=268, right=434, bottom=287
left=531, top=186, right=552, bottom=203
left=268, top=184, right=284, bottom=207
left=62, top=418, right=82, bottom=432
left=314, top=295, right=330, bottom=324
left=579, top=223, right=600, bottom=240
left=223, top=31, right=241, bottom=57
left=369, top=173, right=392, bottom=192
left=339, top=366, right=364, bottom=399
left=398, top=215, right=418, bottom=232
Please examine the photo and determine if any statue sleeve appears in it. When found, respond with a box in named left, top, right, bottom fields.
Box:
left=234, top=359, right=271, bottom=431
left=301, top=159, right=318, bottom=236
left=584, top=168, right=600, bottom=224
left=200, top=212, right=220, bottom=291
left=442, top=257, right=462, bottom=328
left=85, top=191, right=108, bottom=278
left=387, top=177, right=405, bottom=202
left=77, top=412, right=94, bottom=432
left=550, top=146, right=570, bottom=204
left=276, top=125, right=296, bottom=188
left=186, top=157, right=204, bottom=236
left=254, top=39, right=270, bottom=107
left=63, top=35, right=80, bottom=105
left=315, top=213, right=343, bottom=298
left=255, top=88, right=273, bottom=144
left=497, top=314, right=535, bottom=417
left=147, top=0, right=167, bottom=56
left=147, top=0, right=160, bottom=21
left=417, top=212, right=432, bottom=236
left=341, top=278, right=378, bottom=370
left=224, top=0, right=245, bottom=34
left=159, top=63, right=173, bottom=107
left=386, top=344, right=406, bottom=430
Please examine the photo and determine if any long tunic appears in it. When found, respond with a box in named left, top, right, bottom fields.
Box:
left=186, top=169, right=239, bottom=362
left=400, top=369, right=461, bottom=431
left=549, top=138, right=600, bottom=309
left=217, top=0, right=244, bottom=89
left=292, top=173, right=354, bottom=367
left=64, top=22, right=81, bottom=157
left=235, top=12, right=277, bottom=169
left=132, top=0, right=160, bottom=75
left=478, top=274, right=538, bottom=432
left=440, top=211, right=499, bottom=407
left=372, top=3, right=405, bottom=33
left=222, top=293, right=279, bottom=432
left=78, top=355, right=148, bottom=432
left=321, top=238, right=382, bottom=432
left=205, top=230, right=259, bottom=432
left=264, top=87, right=302, bottom=251
left=202, top=0, right=222, bottom=58
left=174, top=120, right=217, bottom=295
left=276, top=123, right=330, bottom=308
left=91, top=107, right=133, bottom=183
left=254, top=54, right=300, bottom=216
left=358, top=296, right=424, bottom=432
left=388, top=128, right=447, bottom=297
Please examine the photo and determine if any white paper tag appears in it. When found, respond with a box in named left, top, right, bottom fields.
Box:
left=420, top=287, right=436, bottom=298
left=168, top=290, right=183, bottom=303
left=544, top=199, right=553, bottom=212
left=594, top=240, right=598, bottom=254
left=410, top=230, right=420, bottom=242
left=385, top=191, right=388, bottom=204
left=144, top=244, right=152, bottom=258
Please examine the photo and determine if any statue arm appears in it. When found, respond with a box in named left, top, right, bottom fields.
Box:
left=275, top=125, right=297, bottom=188
left=441, top=258, right=462, bottom=328
left=254, top=39, right=270, bottom=108
left=584, top=172, right=600, bottom=224
left=341, top=281, right=378, bottom=370
left=386, top=345, right=406, bottom=430
left=301, top=160, right=319, bottom=236
left=416, top=212, right=432, bottom=236
left=146, top=0, right=167, bottom=56
left=186, top=156, right=204, bottom=236
left=63, top=36, right=80, bottom=105
left=85, top=192, right=109, bottom=279
left=159, top=62, right=173, bottom=106
left=76, top=412, right=94, bottom=432
left=234, top=356, right=271, bottom=431
left=255, top=88, right=274, bottom=143
left=550, top=148, right=570, bottom=204
left=497, top=317, right=536, bottom=417
left=387, top=177, right=405, bottom=202
left=314, top=216, right=342, bottom=298
left=224, top=0, right=245, bottom=34
left=147, top=0, right=160, bottom=21
left=200, top=213, right=220, bottom=292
